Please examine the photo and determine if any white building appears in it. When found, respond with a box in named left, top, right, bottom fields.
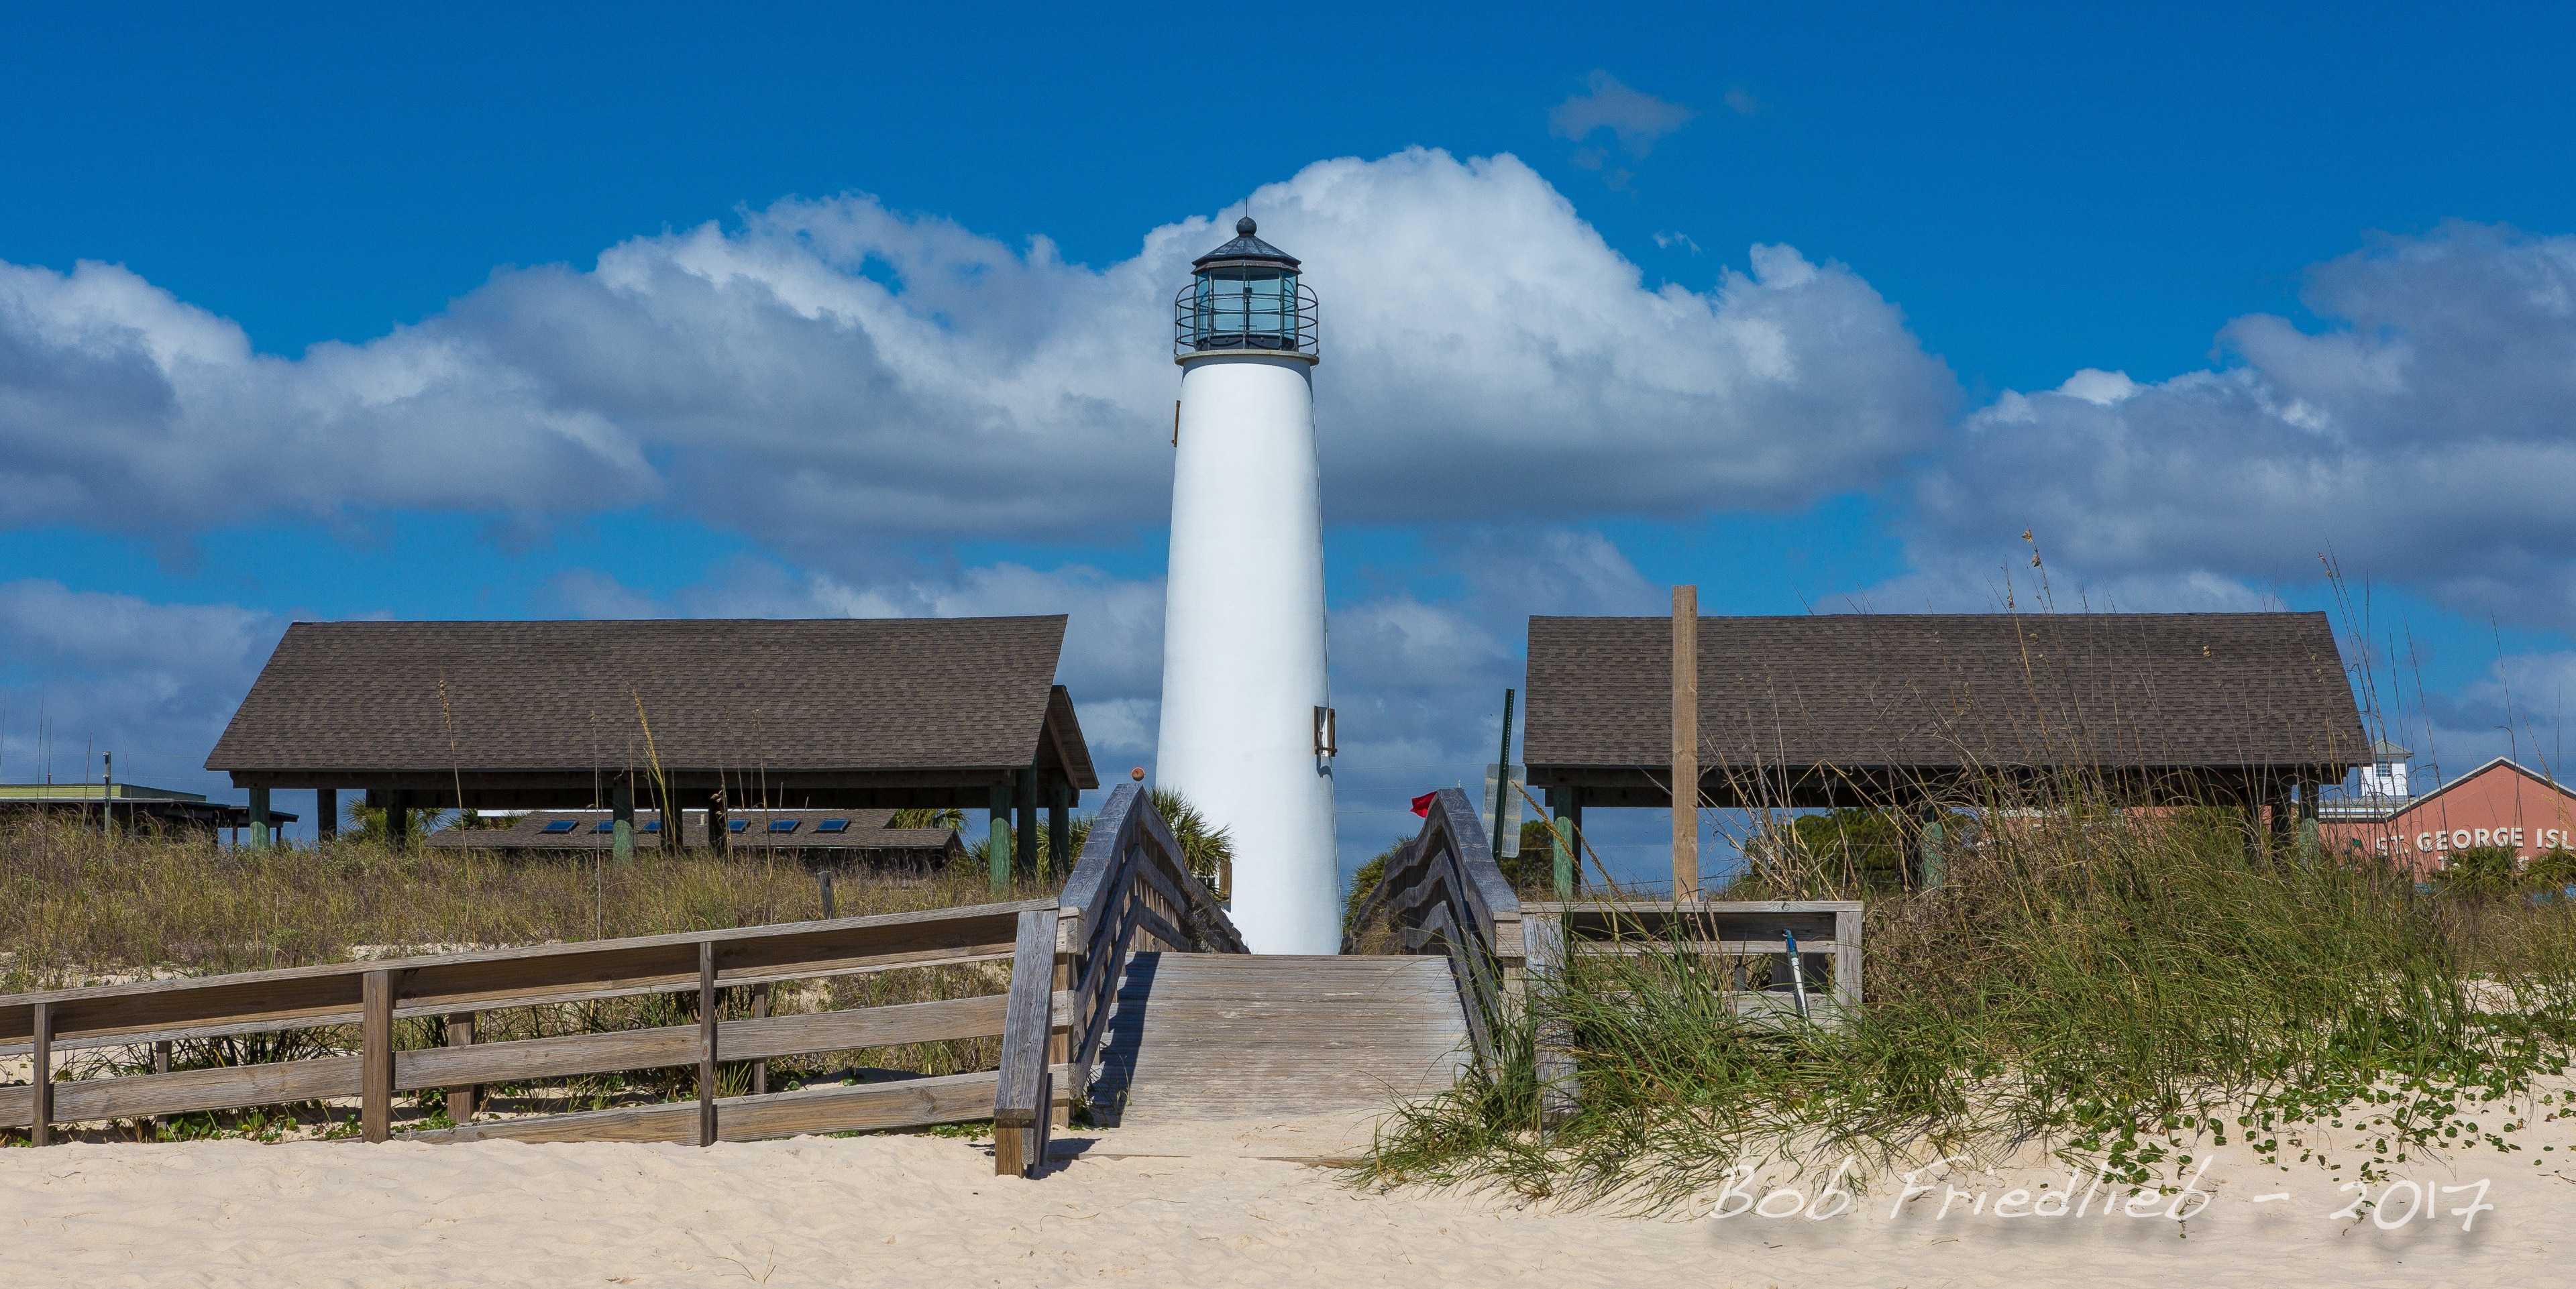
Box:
left=1153, top=218, right=1340, bottom=954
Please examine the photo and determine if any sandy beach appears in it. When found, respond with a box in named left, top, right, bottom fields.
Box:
left=7, top=1107, right=2571, bottom=1287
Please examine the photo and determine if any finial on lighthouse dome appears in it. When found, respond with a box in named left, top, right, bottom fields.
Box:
left=1177, top=215, right=1317, bottom=356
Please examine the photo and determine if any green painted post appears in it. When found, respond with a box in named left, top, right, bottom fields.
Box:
left=612, top=782, right=635, bottom=862
left=988, top=778, right=1014, bottom=894
left=1920, top=819, right=1945, bottom=891
left=248, top=786, right=272, bottom=851
left=1016, top=768, right=1038, bottom=881
left=1048, top=782, right=1071, bottom=879
left=1550, top=788, right=1574, bottom=899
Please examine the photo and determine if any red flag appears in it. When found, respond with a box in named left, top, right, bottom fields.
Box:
left=1410, top=791, right=1438, bottom=817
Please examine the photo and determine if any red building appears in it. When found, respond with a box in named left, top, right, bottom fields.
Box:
left=2320, top=756, right=2576, bottom=875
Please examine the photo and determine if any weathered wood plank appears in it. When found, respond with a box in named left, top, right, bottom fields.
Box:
left=0, top=899, right=1053, bottom=1046
left=390, top=993, right=1061, bottom=1092
left=399, top=1064, right=1071, bottom=1146
left=48, top=1055, right=362, bottom=1123
left=0, top=943, right=1018, bottom=1059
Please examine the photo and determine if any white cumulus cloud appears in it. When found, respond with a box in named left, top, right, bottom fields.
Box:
left=0, top=149, right=1955, bottom=561
left=1896, top=221, right=2576, bottom=628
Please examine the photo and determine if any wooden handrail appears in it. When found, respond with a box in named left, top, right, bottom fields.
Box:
left=1340, top=786, right=1523, bottom=1068
left=1010, top=781, right=1246, bottom=1178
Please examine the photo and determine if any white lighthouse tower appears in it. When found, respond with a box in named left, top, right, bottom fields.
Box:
left=1155, top=217, right=1340, bottom=955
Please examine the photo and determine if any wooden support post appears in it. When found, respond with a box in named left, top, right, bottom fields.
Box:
left=698, top=940, right=718, bottom=1147
left=1016, top=767, right=1038, bottom=881
left=444, top=1011, right=476, bottom=1123
left=988, top=779, right=1014, bottom=895
left=818, top=870, right=837, bottom=919
left=384, top=795, right=410, bottom=850
left=248, top=785, right=272, bottom=851
left=152, top=1039, right=170, bottom=1138
left=1671, top=585, right=1699, bottom=901
left=362, top=970, right=393, bottom=1142
left=750, top=983, right=770, bottom=1097
left=706, top=792, right=729, bottom=856
left=1833, top=905, right=1866, bottom=1013
left=610, top=782, right=634, bottom=862
left=1048, top=783, right=1070, bottom=880
left=1049, top=949, right=1071, bottom=1129
left=1549, top=787, right=1574, bottom=898
left=658, top=782, right=682, bottom=854
left=29, top=1000, right=52, bottom=1146
left=315, top=788, right=338, bottom=842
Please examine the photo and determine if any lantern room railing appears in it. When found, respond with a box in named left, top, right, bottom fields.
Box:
left=1173, top=274, right=1318, bottom=356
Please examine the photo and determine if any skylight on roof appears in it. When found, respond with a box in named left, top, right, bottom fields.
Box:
left=816, top=819, right=850, bottom=833
left=768, top=820, right=798, bottom=834
left=540, top=820, right=577, bottom=834
left=642, top=820, right=662, bottom=832
left=592, top=821, right=616, bottom=834
left=728, top=819, right=748, bottom=832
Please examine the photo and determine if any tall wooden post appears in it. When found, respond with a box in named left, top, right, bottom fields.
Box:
left=151, top=1040, right=170, bottom=1137
left=610, top=782, right=635, bottom=862
left=248, top=785, right=272, bottom=851
left=706, top=791, right=729, bottom=856
left=362, top=970, right=394, bottom=1141
left=988, top=778, right=1015, bottom=894
left=384, top=795, right=410, bottom=850
left=658, top=781, right=682, bottom=853
left=29, top=1001, right=52, bottom=1146
left=1672, top=585, right=1700, bottom=901
left=697, top=941, right=719, bottom=1147
left=315, top=788, right=338, bottom=842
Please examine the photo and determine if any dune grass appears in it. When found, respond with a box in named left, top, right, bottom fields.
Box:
left=1360, top=796, right=2576, bottom=1209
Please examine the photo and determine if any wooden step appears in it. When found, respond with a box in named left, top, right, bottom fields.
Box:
left=1093, top=952, right=1470, bottom=1124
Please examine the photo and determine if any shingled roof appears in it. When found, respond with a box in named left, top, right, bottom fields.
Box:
left=1525, top=612, right=2365, bottom=807
left=207, top=618, right=1096, bottom=809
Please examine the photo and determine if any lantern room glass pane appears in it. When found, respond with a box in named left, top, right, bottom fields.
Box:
left=1191, top=268, right=1299, bottom=349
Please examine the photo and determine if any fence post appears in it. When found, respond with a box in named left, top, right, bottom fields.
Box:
left=362, top=970, right=393, bottom=1141
left=445, top=1012, right=477, bottom=1123
left=152, top=1039, right=170, bottom=1138
left=750, top=984, right=770, bottom=1097
left=30, top=1000, right=52, bottom=1146
left=993, top=907, right=1061, bottom=1177
left=698, top=940, right=719, bottom=1147
left=1671, top=585, right=1699, bottom=900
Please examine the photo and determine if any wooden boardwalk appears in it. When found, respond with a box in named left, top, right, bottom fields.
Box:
left=1092, top=953, right=1469, bottom=1124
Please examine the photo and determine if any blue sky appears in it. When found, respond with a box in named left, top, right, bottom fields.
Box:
left=8, top=2, right=2576, bottom=883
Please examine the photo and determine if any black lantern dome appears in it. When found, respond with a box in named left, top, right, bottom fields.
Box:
left=1175, top=217, right=1318, bottom=355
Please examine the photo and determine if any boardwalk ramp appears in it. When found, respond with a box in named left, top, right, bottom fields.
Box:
left=1091, top=952, right=1469, bottom=1124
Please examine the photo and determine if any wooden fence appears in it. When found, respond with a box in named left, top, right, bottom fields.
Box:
left=1, top=783, right=1246, bottom=1180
